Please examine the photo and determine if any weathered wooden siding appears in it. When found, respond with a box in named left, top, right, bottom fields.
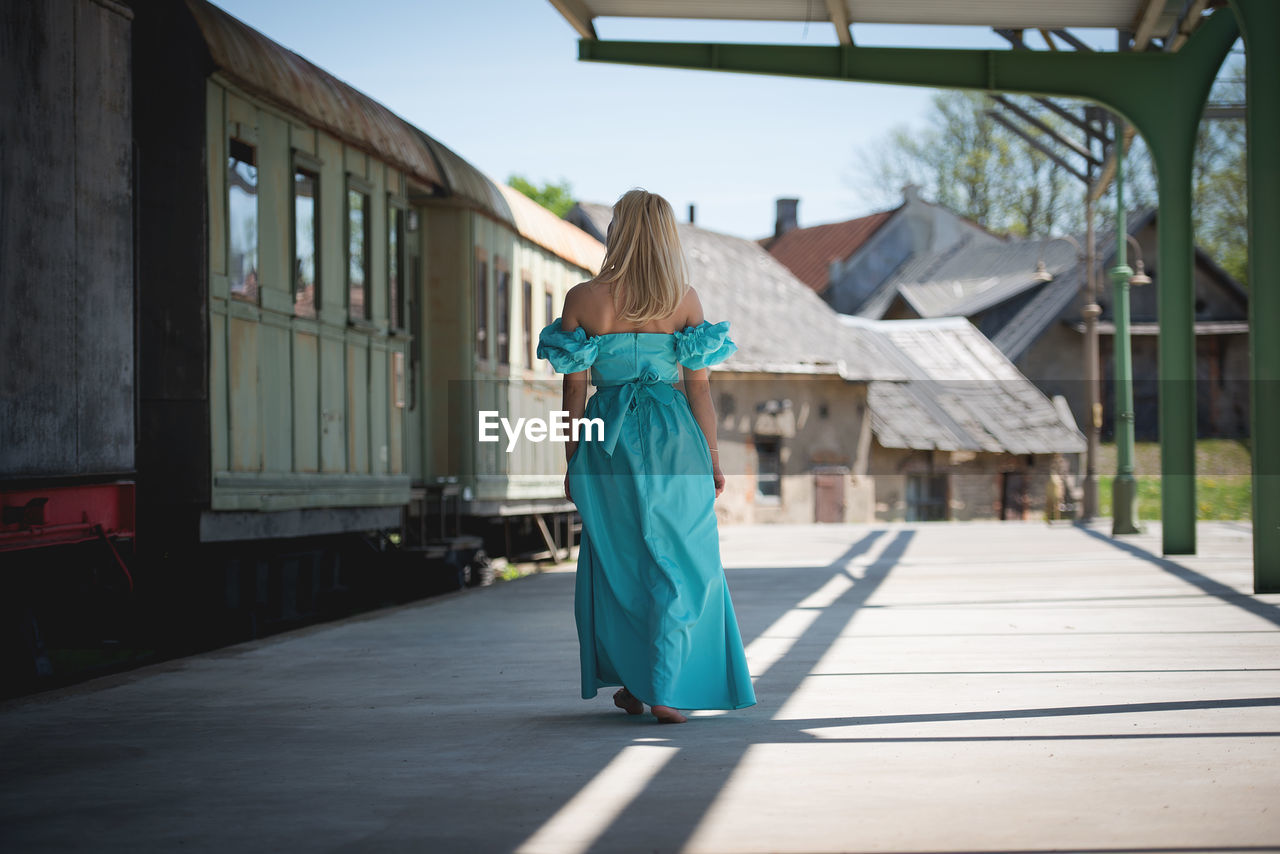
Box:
left=1, top=0, right=134, bottom=479
left=412, top=204, right=590, bottom=508
left=206, top=80, right=408, bottom=511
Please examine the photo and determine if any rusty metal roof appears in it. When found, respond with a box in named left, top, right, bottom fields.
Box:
left=497, top=185, right=604, bottom=275
left=185, top=0, right=446, bottom=190
left=413, top=130, right=516, bottom=228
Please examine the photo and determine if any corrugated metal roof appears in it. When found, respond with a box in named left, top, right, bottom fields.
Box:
left=679, top=219, right=906, bottom=380
left=569, top=202, right=908, bottom=380
left=764, top=208, right=897, bottom=294
left=186, top=0, right=446, bottom=190
left=843, top=315, right=1085, bottom=454
left=497, top=186, right=604, bottom=275
left=414, top=131, right=516, bottom=228
left=887, top=238, right=1080, bottom=319
left=564, top=1, right=1181, bottom=34
left=566, top=201, right=613, bottom=244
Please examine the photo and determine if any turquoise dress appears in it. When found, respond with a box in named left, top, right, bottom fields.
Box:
left=537, top=318, right=756, bottom=711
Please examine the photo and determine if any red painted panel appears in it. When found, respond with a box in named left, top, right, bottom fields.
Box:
left=0, top=482, right=135, bottom=552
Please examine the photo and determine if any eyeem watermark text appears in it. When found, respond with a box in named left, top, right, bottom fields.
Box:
left=478, top=411, right=604, bottom=453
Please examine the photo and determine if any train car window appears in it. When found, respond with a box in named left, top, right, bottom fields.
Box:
left=474, top=248, right=488, bottom=360
left=543, top=288, right=553, bottom=374
left=293, top=168, right=318, bottom=318
left=522, top=278, right=533, bottom=369
left=228, top=139, right=258, bottom=303
left=495, top=257, right=510, bottom=365
left=388, top=203, right=405, bottom=331
left=347, top=186, right=370, bottom=322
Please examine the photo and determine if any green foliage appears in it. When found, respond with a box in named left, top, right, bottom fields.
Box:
left=1096, top=475, right=1251, bottom=521
left=854, top=91, right=1078, bottom=237
left=1095, top=440, right=1252, bottom=520
left=508, top=174, right=575, bottom=218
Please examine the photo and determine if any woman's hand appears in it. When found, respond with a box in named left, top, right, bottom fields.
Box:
left=713, top=463, right=725, bottom=498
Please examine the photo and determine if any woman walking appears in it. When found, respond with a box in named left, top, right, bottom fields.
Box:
left=537, top=189, right=756, bottom=724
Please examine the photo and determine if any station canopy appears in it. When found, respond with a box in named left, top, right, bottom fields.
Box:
left=549, top=0, right=1206, bottom=49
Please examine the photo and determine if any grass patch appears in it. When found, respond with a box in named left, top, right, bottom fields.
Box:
left=1093, top=440, right=1252, bottom=520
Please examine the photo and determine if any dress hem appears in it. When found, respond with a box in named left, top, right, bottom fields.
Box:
left=583, top=683, right=758, bottom=711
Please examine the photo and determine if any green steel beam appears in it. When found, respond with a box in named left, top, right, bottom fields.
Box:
left=580, top=10, right=1240, bottom=557
left=1230, top=0, right=1280, bottom=592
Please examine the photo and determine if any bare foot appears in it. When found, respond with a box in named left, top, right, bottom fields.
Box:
left=613, top=688, right=643, bottom=715
left=651, top=705, right=687, bottom=724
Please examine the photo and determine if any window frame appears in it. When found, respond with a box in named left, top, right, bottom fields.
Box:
left=522, top=274, right=533, bottom=370
left=387, top=193, right=408, bottom=333
left=290, top=149, right=322, bottom=318
left=345, top=174, right=373, bottom=325
left=755, top=435, right=782, bottom=503
left=227, top=136, right=259, bottom=305
left=474, top=246, right=489, bottom=361
left=494, top=254, right=511, bottom=366
left=543, top=287, right=554, bottom=375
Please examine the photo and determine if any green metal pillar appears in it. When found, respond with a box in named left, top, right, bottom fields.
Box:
left=1110, top=129, right=1140, bottom=535
left=577, top=9, right=1238, bottom=557
left=1229, top=0, right=1280, bottom=592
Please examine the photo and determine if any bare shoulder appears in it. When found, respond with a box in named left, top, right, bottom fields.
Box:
left=561, top=281, right=597, bottom=331
left=680, top=287, right=705, bottom=329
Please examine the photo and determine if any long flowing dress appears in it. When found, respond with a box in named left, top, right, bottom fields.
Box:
left=537, top=318, right=756, bottom=711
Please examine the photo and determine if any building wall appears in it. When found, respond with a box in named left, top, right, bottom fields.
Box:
left=713, top=373, right=873, bottom=525
left=868, top=444, right=1058, bottom=522
left=1016, top=320, right=1090, bottom=438
left=1010, top=219, right=1249, bottom=441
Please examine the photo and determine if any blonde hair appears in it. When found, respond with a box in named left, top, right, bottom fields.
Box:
left=596, top=189, right=689, bottom=324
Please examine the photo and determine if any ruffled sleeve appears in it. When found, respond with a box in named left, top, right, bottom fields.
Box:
left=674, top=320, right=738, bottom=370
left=536, top=317, right=599, bottom=374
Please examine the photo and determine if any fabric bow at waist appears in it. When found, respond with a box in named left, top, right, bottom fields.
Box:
left=591, top=369, right=677, bottom=456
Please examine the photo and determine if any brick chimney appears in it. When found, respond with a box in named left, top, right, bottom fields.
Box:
left=775, top=198, right=799, bottom=240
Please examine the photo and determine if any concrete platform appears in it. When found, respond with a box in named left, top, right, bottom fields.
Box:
left=2, top=520, right=1278, bottom=853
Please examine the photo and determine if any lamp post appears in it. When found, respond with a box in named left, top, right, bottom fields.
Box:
left=1083, top=195, right=1100, bottom=522
left=1110, top=120, right=1150, bottom=535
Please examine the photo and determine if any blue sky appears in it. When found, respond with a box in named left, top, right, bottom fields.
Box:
left=208, top=1, right=1121, bottom=239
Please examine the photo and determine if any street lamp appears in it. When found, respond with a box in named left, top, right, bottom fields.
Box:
left=1110, top=125, right=1145, bottom=536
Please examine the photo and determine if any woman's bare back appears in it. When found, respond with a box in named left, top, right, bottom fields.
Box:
left=564, top=280, right=703, bottom=337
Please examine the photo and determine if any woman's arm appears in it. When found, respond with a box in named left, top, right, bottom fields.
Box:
left=682, top=364, right=725, bottom=497
left=678, top=288, right=724, bottom=497
left=560, top=286, right=590, bottom=500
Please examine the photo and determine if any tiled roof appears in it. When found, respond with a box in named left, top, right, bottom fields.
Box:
left=565, top=201, right=908, bottom=380
left=843, top=316, right=1085, bottom=455
left=764, top=208, right=898, bottom=293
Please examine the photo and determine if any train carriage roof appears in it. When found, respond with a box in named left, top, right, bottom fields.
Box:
left=185, top=0, right=448, bottom=190
left=184, top=0, right=600, bottom=273
left=497, top=185, right=604, bottom=276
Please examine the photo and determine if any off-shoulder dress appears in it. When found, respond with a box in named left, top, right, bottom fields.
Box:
left=537, top=318, right=756, bottom=711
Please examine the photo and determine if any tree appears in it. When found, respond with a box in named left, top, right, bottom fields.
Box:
left=853, top=90, right=1078, bottom=238
left=853, top=71, right=1247, bottom=288
left=508, top=175, right=575, bottom=218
